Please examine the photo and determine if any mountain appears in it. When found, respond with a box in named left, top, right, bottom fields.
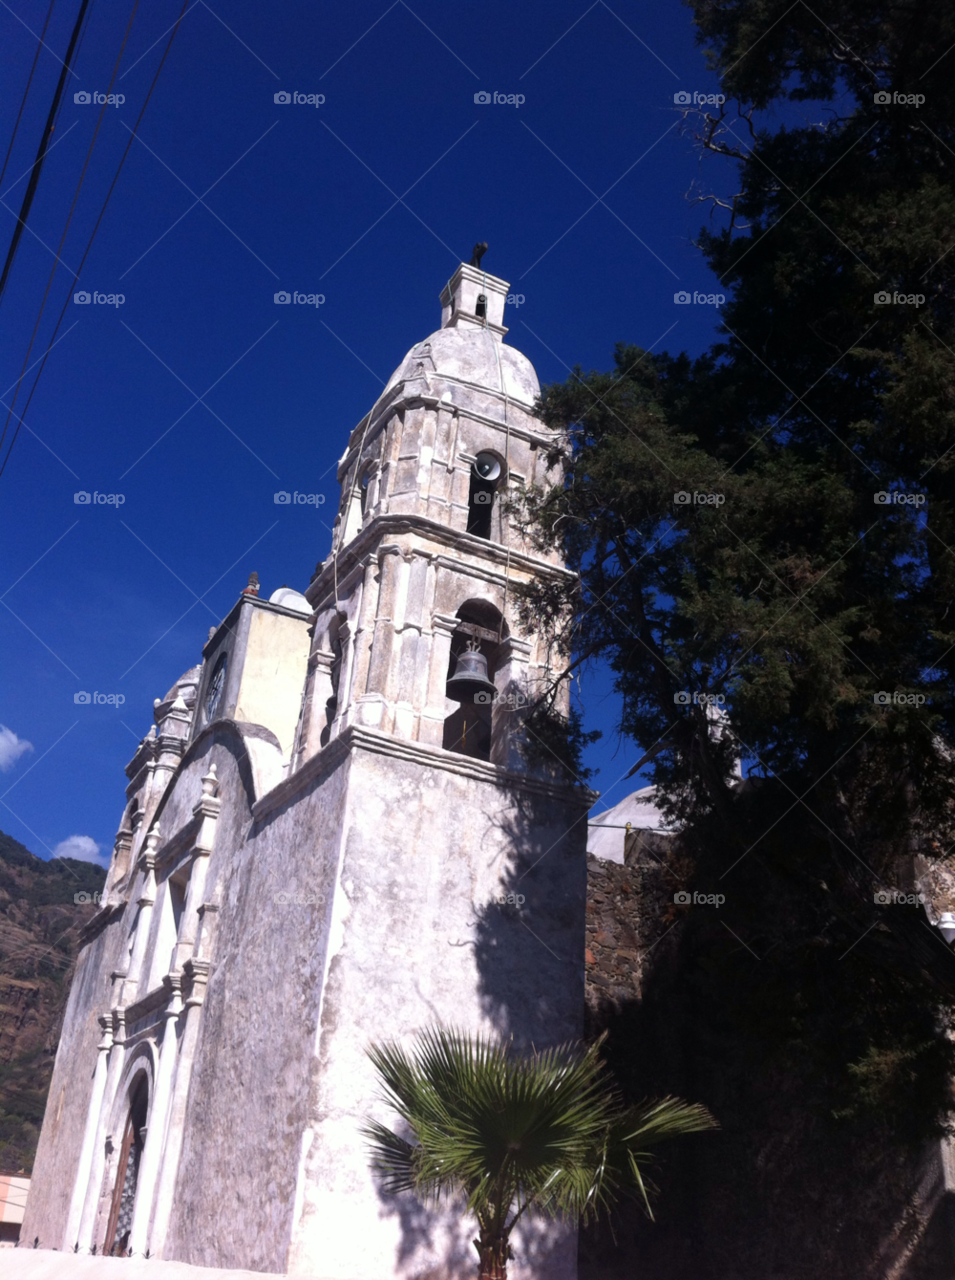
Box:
left=0, top=830, right=106, bottom=1174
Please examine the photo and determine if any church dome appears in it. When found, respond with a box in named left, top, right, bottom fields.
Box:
left=383, top=325, right=540, bottom=408
left=154, top=665, right=201, bottom=722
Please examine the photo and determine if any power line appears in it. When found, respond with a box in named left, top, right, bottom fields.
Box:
left=0, top=0, right=93, bottom=306
left=0, top=0, right=190, bottom=478
left=0, top=0, right=58, bottom=196
left=0, top=0, right=136, bottom=462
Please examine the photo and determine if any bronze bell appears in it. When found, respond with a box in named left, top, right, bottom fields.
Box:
left=446, top=641, right=497, bottom=703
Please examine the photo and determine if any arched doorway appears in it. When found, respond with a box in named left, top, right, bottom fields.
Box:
left=103, top=1075, right=148, bottom=1256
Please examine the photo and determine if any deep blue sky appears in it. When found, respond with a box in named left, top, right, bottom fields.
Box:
left=1, top=0, right=751, bottom=863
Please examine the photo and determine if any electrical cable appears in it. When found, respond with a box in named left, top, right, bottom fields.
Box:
left=0, top=0, right=134, bottom=458
left=0, top=0, right=189, bottom=478
left=0, top=0, right=93, bottom=306
left=0, top=0, right=58, bottom=197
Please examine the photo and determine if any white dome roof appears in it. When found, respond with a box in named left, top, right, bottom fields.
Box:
left=383, top=326, right=540, bottom=407
left=269, top=587, right=311, bottom=615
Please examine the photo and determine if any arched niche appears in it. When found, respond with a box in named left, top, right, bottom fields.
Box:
left=319, top=612, right=348, bottom=749
left=442, top=599, right=508, bottom=762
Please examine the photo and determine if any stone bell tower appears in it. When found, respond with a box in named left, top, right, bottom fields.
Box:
left=21, top=258, right=589, bottom=1280
left=277, top=258, right=590, bottom=1278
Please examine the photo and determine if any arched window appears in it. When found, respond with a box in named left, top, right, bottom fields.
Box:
left=359, top=464, right=375, bottom=515
left=104, top=1076, right=149, bottom=1256
left=202, top=652, right=227, bottom=727
left=319, top=615, right=346, bottom=749
left=475, top=292, right=487, bottom=320
left=467, top=452, right=504, bottom=540
left=442, top=601, right=507, bottom=762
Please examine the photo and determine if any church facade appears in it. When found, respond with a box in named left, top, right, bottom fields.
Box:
left=22, top=262, right=590, bottom=1279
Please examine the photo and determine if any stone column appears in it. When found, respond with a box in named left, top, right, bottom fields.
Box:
left=491, top=636, right=533, bottom=770
left=170, top=767, right=219, bottom=971
left=127, top=974, right=183, bottom=1256
left=356, top=546, right=403, bottom=731
left=121, top=827, right=160, bottom=1003
left=76, top=1009, right=127, bottom=1250
left=343, top=556, right=380, bottom=720
left=419, top=612, right=458, bottom=747
left=62, top=1015, right=112, bottom=1249
left=147, top=959, right=210, bottom=1258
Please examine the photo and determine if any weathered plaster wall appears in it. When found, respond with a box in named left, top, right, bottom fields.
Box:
left=286, top=738, right=587, bottom=1280
left=21, top=913, right=127, bottom=1246
left=163, top=741, right=351, bottom=1273
left=235, top=609, right=310, bottom=759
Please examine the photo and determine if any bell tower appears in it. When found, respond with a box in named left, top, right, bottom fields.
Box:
left=278, top=259, right=589, bottom=1279
left=295, top=259, right=572, bottom=775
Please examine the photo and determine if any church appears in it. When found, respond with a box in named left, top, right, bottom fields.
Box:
left=20, top=259, right=590, bottom=1278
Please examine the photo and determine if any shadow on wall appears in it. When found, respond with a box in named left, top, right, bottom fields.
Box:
left=368, top=779, right=587, bottom=1277
left=472, top=779, right=586, bottom=1049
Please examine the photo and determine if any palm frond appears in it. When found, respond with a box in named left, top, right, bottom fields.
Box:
left=362, top=1026, right=717, bottom=1230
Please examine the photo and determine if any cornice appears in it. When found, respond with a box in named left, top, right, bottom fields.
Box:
left=251, top=722, right=595, bottom=824
left=307, top=513, right=574, bottom=605
left=78, top=900, right=126, bottom=946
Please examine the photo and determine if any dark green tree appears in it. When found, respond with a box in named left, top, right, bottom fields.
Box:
left=519, top=2, right=955, bottom=1271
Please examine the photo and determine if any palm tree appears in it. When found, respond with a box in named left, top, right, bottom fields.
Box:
left=362, top=1026, right=717, bottom=1280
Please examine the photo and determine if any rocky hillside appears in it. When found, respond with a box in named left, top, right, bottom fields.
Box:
left=0, top=830, right=106, bottom=1174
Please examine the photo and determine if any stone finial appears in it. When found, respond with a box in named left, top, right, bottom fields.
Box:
left=470, top=241, right=488, bottom=268
left=201, top=763, right=219, bottom=798
left=172, top=694, right=188, bottom=712
left=243, top=571, right=260, bottom=596
left=208, top=626, right=216, bottom=640
left=154, top=698, right=161, bottom=708
left=144, top=824, right=161, bottom=856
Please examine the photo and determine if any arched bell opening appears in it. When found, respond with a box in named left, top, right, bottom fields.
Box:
left=442, top=600, right=508, bottom=762
left=103, top=1074, right=149, bottom=1256
left=359, top=462, right=376, bottom=516
left=466, top=451, right=505, bottom=541
left=319, top=614, right=347, bottom=749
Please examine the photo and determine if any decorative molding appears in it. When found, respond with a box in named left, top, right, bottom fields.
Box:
left=252, top=722, right=595, bottom=823
left=307, top=513, right=574, bottom=607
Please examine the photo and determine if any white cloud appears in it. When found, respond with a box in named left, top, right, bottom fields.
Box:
left=0, top=724, right=33, bottom=772
left=53, top=835, right=108, bottom=866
